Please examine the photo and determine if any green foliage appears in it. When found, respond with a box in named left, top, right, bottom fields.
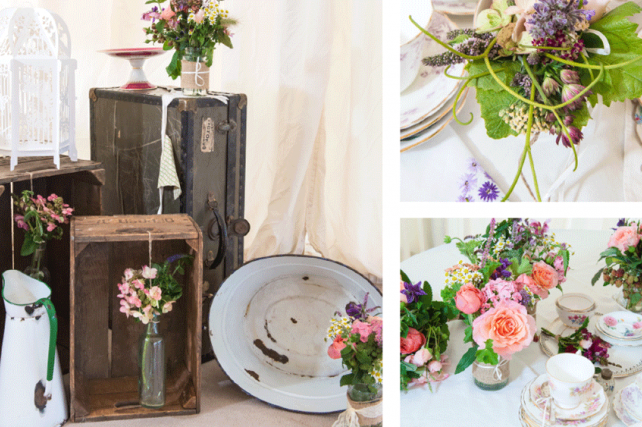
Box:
left=476, top=339, right=500, bottom=365
left=339, top=329, right=382, bottom=389
left=455, top=344, right=479, bottom=374
left=476, top=87, right=518, bottom=139
left=591, top=268, right=604, bottom=286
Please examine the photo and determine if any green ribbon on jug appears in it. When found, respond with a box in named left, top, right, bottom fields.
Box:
left=39, top=298, right=57, bottom=382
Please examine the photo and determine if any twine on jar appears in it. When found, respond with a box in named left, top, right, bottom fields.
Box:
left=332, top=397, right=383, bottom=427
left=476, top=357, right=509, bottom=381
left=181, top=57, right=210, bottom=88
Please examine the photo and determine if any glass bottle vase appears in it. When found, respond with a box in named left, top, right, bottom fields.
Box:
left=472, top=357, right=510, bottom=391
left=139, top=314, right=165, bottom=408
left=23, top=242, right=50, bottom=284
left=181, top=47, right=209, bottom=96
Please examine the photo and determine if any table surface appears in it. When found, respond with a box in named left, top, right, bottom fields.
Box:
left=400, top=229, right=641, bottom=427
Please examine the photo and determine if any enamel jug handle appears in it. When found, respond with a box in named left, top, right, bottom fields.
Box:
left=39, top=298, right=57, bottom=384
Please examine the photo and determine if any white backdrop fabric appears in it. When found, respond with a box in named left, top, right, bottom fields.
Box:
left=0, top=0, right=383, bottom=281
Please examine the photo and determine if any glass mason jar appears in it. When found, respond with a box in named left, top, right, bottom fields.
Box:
left=347, top=383, right=383, bottom=427
left=139, top=314, right=165, bottom=408
left=472, top=357, right=510, bottom=391
left=23, top=242, right=50, bottom=284
left=181, top=47, right=209, bottom=96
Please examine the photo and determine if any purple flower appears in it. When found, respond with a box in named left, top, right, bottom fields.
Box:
left=491, top=258, right=513, bottom=280
left=616, top=218, right=627, bottom=227
left=478, top=181, right=499, bottom=202
left=166, top=254, right=187, bottom=263
left=467, top=158, right=483, bottom=174
left=560, top=70, right=580, bottom=85
left=542, top=76, right=560, bottom=97
left=561, top=84, right=590, bottom=111
left=528, top=0, right=593, bottom=39
left=457, top=194, right=475, bottom=202
left=556, top=126, right=583, bottom=148
left=401, top=281, right=427, bottom=304
left=459, top=173, right=478, bottom=193
left=346, top=293, right=380, bottom=320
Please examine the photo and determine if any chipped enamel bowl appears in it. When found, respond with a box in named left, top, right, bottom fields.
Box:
left=209, top=255, right=381, bottom=413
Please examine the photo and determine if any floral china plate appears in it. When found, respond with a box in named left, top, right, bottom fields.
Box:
left=615, top=389, right=641, bottom=426
left=432, top=0, right=478, bottom=15
left=529, top=375, right=606, bottom=422
left=400, top=82, right=464, bottom=140
left=598, top=311, right=642, bottom=340
left=621, top=383, right=642, bottom=421
left=521, top=377, right=608, bottom=427
left=400, top=12, right=465, bottom=130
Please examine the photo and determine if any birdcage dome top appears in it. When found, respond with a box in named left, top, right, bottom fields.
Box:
left=0, top=7, right=71, bottom=58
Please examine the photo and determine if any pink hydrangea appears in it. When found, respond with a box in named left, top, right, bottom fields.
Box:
left=553, top=256, right=567, bottom=283
left=368, top=316, right=383, bottom=343
left=351, top=320, right=373, bottom=343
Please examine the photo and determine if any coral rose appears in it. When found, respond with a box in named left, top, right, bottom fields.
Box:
left=608, top=226, right=640, bottom=253
left=472, top=299, right=536, bottom=360
left=455, top=283, right=485, bottom=314
left=530, top=261, right=559, bottom=299
left=400, top=328, right=426, bottom=355
left=328, top=335, right=346, bottom=359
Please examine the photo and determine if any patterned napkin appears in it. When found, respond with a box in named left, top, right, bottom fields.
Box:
left=158, top=134, right=181, bottom=200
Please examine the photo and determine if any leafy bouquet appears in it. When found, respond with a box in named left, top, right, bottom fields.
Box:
left=12, top=190, right=74, bottom=256
left=413, top=0, right=642, bottom=201
left=326, top=294, right=383, bottom=392
left=142, top=0, right=237, bottom=79
left=118, top=254, right=193, bottom=324
left=442, top=218, right=570, bottom=372
left=592, top=219, right=642, bottom=312
left=400, top=272, right=456, bottom=390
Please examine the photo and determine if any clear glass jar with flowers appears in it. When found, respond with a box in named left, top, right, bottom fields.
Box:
left=142, top=0, right=237, bottom=94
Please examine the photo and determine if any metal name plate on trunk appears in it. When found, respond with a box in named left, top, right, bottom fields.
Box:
left=201, top=117, right=215, bottom=153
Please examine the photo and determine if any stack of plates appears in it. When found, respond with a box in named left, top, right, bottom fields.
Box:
left=595, top=311, right=642, bottom=347
left=400, top=11, right=467, bottom=152
left=614, top=375, right=642, bottom=426
left=519, top=375, right=609, bottom=427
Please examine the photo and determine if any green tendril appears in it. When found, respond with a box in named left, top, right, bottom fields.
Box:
left=444, top=65, right=469, bottom=80
left=544, top=53, right=642, bottom=70
left=410, top=16, right=497, bottom=61
left=452, top=83, right=473, bottom=125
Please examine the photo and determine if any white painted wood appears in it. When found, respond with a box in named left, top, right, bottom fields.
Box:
left=0, top=7, right=77, bottom=170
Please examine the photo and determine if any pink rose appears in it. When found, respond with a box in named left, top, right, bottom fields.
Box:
left=472, top=299, right=536, bottom=360
left=608, top=226, right=640, bottom=253
left=160, top=7, right=175, bottom=20
left=351, top=320, right=373, bottom=343
left=603, top=316, right=617, bottom=327
left=400, top=281, right=408, bottom=303
left=455, top=283, right=485, bottom=314
left=530, top=261, right=559, bottom=299
left=328, top=335, right=346, bottom=359
left=428, top=360, right=442, bottom=373
left=400, top=328, right=426, bottom=355
left=429, top=355, right=450, bottom=383
left=195, top=9, right=205, bottom=23
left=410, top=348, right=432, bottom=367
left=633, top=322, right=642, bottom=329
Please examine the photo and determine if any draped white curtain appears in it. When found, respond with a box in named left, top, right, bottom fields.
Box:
left=401, top=218, right=620, bottom=261
left=0, top=0, right=382, bottom=281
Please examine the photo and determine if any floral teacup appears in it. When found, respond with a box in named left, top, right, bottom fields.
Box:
left=546, top=353, right=595, bottom=409
left=401, top=0, right=434, bottom=92
left=555, top=293, right=596, bottom=329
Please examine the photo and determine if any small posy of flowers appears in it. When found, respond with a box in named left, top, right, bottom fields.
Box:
left=142, top=0, right=237, bottom=79
left=413, top=0, right=642, bottom=202
left=457, top=158, right=503, bottom=203
left=12, top=190, right=73, bottom=256
left=441, top=218, right=571, bottom=373
left=326, top=294, right=382, bottom=391
left=593, top=219, right=642, bottom=311
left=117, top=254, right=192, bottom=324
left=400, top=273, right=456, bottom=391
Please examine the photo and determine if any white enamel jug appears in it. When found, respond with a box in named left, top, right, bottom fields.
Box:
left=0, top=270, right=67, bottom=427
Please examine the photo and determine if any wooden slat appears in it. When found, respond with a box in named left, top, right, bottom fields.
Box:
left=0, top=185, right=4, bottom=197
left=0, top=156, right=102, bottom=185
left=73, top=214, right=199, bottom=242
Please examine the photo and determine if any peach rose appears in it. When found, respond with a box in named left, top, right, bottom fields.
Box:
left=400, top=328, right=426, bottom=355
left=472, top=299, right=536, bottom=360
left=608, top=226, right=640, bottom=253
left=530, top=261, right=559, bottom=299
left=455, top=283, right=485, bottom=314
left=160, top=7, right=176, bottom=20
left=327, top=335, right=346, bottom=359
left=409, top=348, right=432, bottom=367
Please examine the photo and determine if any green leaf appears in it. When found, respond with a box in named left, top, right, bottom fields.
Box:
left=400, top=270, right=412, bottom=285
left=466, top=59, right=521, bottom=92
left=419, top=281, right=433, bottom=305
left=463, top=325, right=474, bottom=343
left=475, top=87, right=519, bottom=139
left=20, top=234, right=39, bottom=257
left=476, top=339, right=500, bottom=365
left=630, top=292, right=642, bottom=306
left=516, top=257, right=533, bottom=276
left=598, top=247, right=620, bottom=261
left=340, top=373, right=355, bottom=387
left=455, top=344, right=479, bottom=374
left=220, top=33, right=233, bottom=49
left=449, top=34, right=471, bottom=45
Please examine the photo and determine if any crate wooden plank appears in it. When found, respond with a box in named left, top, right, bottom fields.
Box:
left=0, top=156, right=102, bottom=185
left=73, top=215, right=199, bottom=243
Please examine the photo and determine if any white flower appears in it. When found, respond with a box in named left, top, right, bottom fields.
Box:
left=142, top=265, right=157, bottom=280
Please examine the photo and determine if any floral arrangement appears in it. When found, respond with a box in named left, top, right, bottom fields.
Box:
left=12, top=190, right=73, bottom=256
left=326, top=294, right=383, bottom=391
left=542, top=318, right=619, bottom=371
left=592, top=219, right=642, bottom=311
left=142, top=0, right=237, bottom=79
left=118, top=254, right=193, bottom=324
left=441, top=218, right=571, bottom=372
left=413, top=0, right=642, bottom=201
left=400, top=272, right=456, bottom=390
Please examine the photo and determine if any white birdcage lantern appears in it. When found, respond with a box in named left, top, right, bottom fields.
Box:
left=0, top=7, right=77, bottom=171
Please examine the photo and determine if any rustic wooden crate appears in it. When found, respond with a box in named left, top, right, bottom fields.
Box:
left=69, top=214, right=202, bottom=422
left=0, top=156, right=104, bottom=366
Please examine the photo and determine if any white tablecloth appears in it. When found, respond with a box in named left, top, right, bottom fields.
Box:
left=400, top=8, right=642, bottom=202
left=400, top=229, right=640, bottom=427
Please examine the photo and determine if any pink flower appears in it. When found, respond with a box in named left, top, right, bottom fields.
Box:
left=472, top=299, right=536, bottom=360
left=455, top=283, right=485, bottom=314
left=530, top=261, right=559, bottom=299
left=142, top=265, right=157, bottom=279
left=579, top=339, right=592, bottom=349
left=410, top=348, right=432, bottom=367
left=117, top=282, right=130, bottom=297
left=429, top=355, right=450, bottom=383
left=119, top=300, right=132, bottom=317
left=162, top=301, right=174, bottom=313
left=603, top=316, right=617, bottom=327
left=328, top=335, right=346, bottom=359
left=608, top=226, right=641, bottom=253
left=14, top=215, right=29, bottom=231
left=160, top=7, right=175, bottom=20
left=352, top=320, right=373, bottom=343
left=368, top=316, right=383, bottom=343
left=428, top=360, right=442, bottom=373
left=554, top=256, right=567, bottom=283
left=127, top=294, right=142, bottom=308
left=400, top=281, right=408, bottom=303
left=195, top=9, right=205, bottom=23
left=46, top=223, right=57, bottom=232
left=124, top=269, right=134, bottom=281
left=133, top=279, right=145, bottom=290
left=148, top=286, right=162, bottom=301
left=400, top=328, right=426, bottom=355
left=47, top=194, right=58, bottom=202
left=633, top=322, right=642, bottom=329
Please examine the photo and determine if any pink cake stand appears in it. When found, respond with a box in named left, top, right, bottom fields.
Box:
left=100, top=47, right=167, bottom=90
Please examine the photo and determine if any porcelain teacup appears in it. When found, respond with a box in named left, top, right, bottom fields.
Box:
left=400, top=0, right=434, bottom=92
left=546, top=353, right=595, bottom=409
left=555, top=293, right=596, bottom=328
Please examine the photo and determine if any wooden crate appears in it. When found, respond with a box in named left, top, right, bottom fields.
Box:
left=69, top=214, right=203, bottom=422
left=0, top=156, right=104, bottom=366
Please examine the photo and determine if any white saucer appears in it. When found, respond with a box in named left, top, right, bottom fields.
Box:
left=598, top=311, right=642, bottom=340
left=400, top=12, right=465, bottom=130
left=433, top=0, right=478, bottom=15
left=615, top=389, right=641, bottom=426
left=621, top=383, right=642, bottom=421
left=595, top=321, right=642, bottom=347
